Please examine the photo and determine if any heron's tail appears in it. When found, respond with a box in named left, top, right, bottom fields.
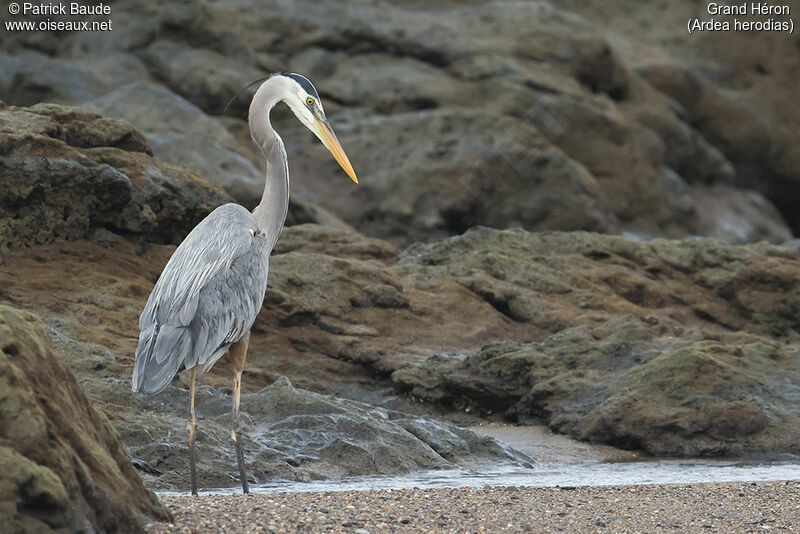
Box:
left=132, top=324, right=192, bottom=395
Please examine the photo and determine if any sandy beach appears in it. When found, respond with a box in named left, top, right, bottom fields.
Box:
left=147, top=480, right=799, bottom=533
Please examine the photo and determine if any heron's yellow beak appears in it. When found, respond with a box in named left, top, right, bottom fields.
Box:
left=313, top=119, right=358, bottom=184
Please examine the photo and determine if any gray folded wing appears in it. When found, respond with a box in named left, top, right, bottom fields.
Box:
left=132, top=204, right=262, bottom=395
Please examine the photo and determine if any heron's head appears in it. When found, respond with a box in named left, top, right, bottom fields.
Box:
left=227, top=73, right=358, bottom=183
left=278, top=73, right=357, bottom=183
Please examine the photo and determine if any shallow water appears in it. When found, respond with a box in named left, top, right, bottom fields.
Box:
left=160, top=423, right=800, bottom=495
left=165, top=456, right=800, bottom=496
left=256, top=458, right=800, bottom=493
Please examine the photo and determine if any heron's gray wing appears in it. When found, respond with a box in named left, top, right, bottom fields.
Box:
left=132, top=204, right=258, bottom=394
left=192, top=253, right=269, bottom=375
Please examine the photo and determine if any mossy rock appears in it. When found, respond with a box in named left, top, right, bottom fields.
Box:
left=0, top=305, right=170, bottom=533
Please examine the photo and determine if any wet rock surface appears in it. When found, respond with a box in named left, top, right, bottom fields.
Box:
left=0, top=305, right=170, bottom=533
left=126, top=377, right=531, bottom=491
left=395, top=333, right=800, bottom=456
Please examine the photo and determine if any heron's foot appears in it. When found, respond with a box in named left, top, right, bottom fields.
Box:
left=231, top=429, right=249, bottom=494
left=188, top=420, right=198, bottom=496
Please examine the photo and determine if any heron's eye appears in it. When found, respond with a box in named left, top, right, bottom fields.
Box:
left=306, top=97, right=315, bottom=106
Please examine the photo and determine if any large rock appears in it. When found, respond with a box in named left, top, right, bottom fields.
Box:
left=0, top=101, right=231, bottom=251
left=393, top=326, right=800, bottom=456
left=284, top=109, right=619, bottom=245
left=0, top=51, right=149, bottom=106
left=555, top=0, right=800, bottom=232
left=124, top=377, right=532, bottom=491
left=86, top=81, right=267, bottom=206
left=267, top=0, right=794, bottom=243
left=390, top=228, right=800, bottom=455
left=393, top=227, right=800, bottom=339
left=576, top=338, right=800, bottom=455
left=0, top=305, right=170, bottom=533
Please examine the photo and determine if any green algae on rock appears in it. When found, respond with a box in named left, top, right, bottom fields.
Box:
left=574, top=339, right=800, bottom=455
left=0, top=305, right=170, bottom=533
left=392, top=228, right=800, bottom=456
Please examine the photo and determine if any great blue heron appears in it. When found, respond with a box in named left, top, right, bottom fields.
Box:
left=131, top=73, right=357, bottom=495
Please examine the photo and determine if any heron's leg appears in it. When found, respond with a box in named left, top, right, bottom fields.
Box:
left=229, top=336, right=250, bottom=494
left=187, top=366, right=198, bottom=496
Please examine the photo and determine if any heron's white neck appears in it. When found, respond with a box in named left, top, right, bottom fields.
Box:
left=249, top=78, right=292, bottom=251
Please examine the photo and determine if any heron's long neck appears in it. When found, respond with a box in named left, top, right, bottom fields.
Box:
left=250, top=86, right=290, bottom=251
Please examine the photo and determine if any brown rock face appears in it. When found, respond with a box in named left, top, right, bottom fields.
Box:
left=0, top=305, right=170, bottom=533
left=4, top=216, right=800, bottom=460
left=390, top=228, right=800, bottom=455
left=559, top=0, right=800, bottom=232
left=0, top=101, right=231, bottom=252
left=573, top=340, right=797, bottom=455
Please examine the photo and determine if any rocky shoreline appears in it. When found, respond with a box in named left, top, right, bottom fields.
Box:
left=2, top=94, right=799, bottom=503
left=3, top=0, right=800, bottom=531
